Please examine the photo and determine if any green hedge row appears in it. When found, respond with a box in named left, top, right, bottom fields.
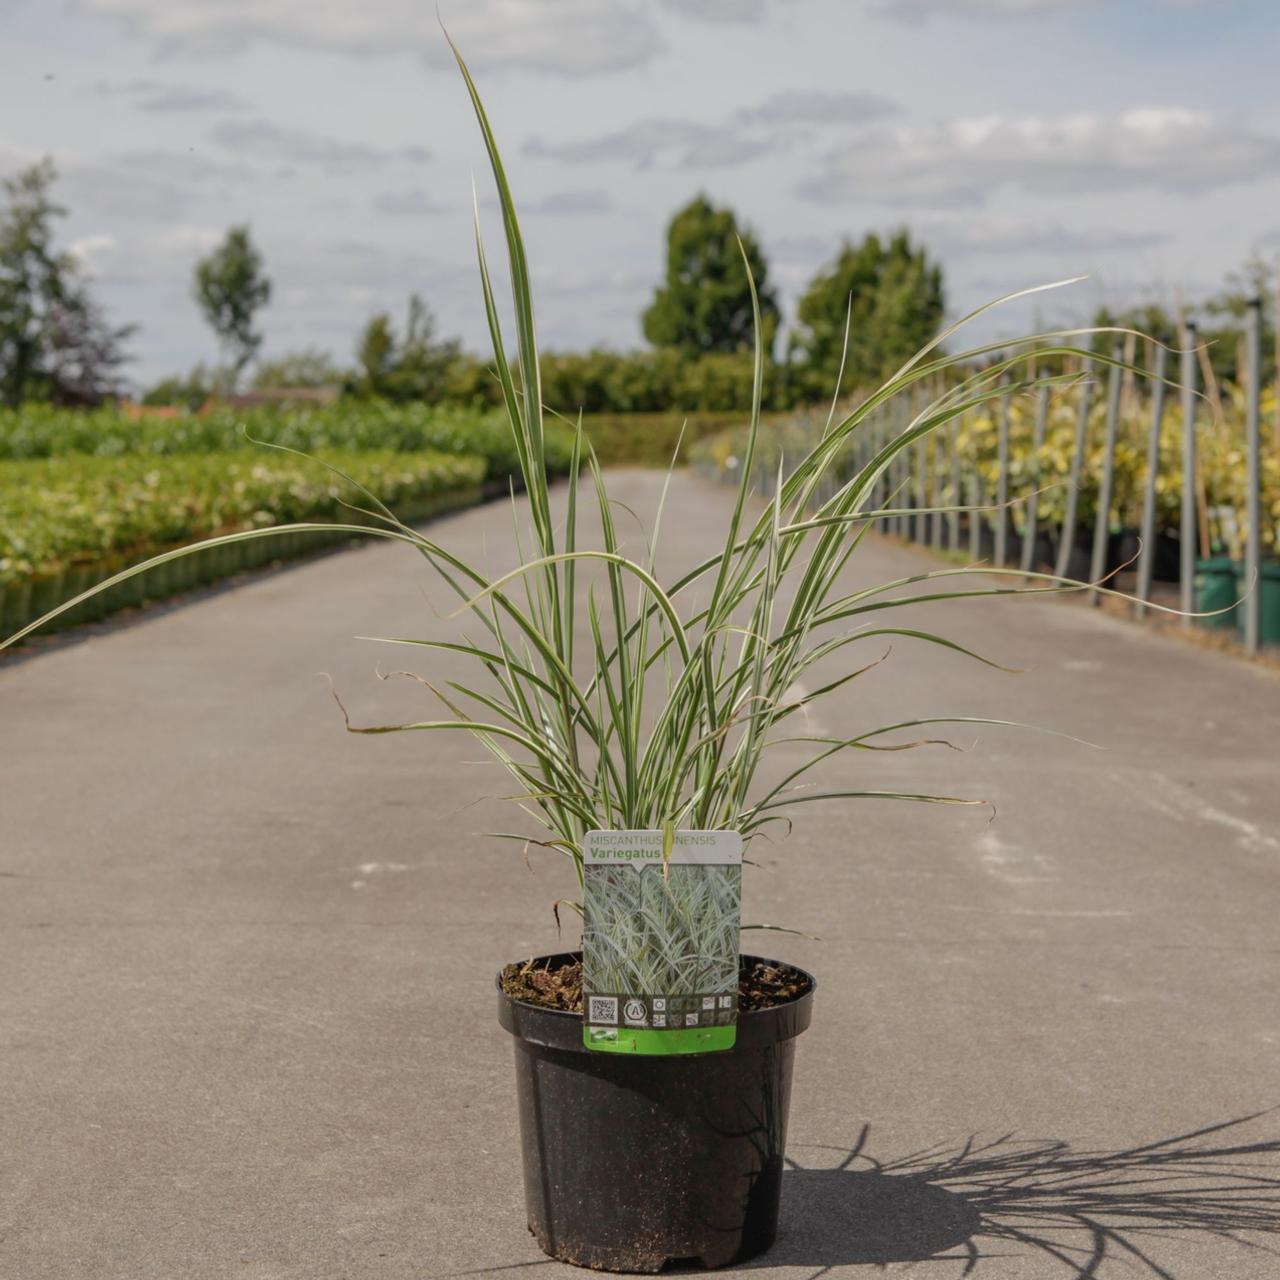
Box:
left=577, top=410, right=785, bottom=469
left=538, top=349, right=796, bottom=415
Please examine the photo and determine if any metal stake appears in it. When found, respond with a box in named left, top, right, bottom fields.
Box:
left=1180, top=323, right=1198, bottom=623
left=898, top=411, right=910, bottom=538
left=1135, top=343, right=1169, bottom=618
left=948, top=419, right=962, bottom=551
left=1244, top=298, right=1263, bottom=654
left=1088, top=346, right=1124, bottom=603
left=994, top=377, right=1011, bottom=565
left=1055, top=362, right=1094, bottom=580
left=915, top=436, right=928, bottom=542
left=870, top=413, right=884, bottom=513
left=1020, top=381, right=1050, bottom=576
left=930, top=437, right=943, bottom=551
left=969, top=471, right=983, bottom=561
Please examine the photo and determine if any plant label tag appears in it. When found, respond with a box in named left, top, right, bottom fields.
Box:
left=581, top=829, right=742, bottom=1055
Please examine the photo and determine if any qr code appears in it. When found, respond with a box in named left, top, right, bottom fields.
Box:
left=588, top=996, right=618, bottom=1025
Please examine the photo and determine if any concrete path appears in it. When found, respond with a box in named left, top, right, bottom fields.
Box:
left=3, top=469, right=1279, bottom=1279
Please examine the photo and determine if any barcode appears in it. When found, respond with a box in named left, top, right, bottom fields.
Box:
left=588, top=996, right=618, bottom=1024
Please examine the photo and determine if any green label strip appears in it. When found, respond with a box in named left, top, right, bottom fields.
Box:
left=583, top=1025, right=737, bottom=1055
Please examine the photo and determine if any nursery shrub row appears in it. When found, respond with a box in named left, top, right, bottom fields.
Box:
left=0, top=449, right=487, bottom=637
left=0, top=401, right=575, bottom=479
left=694, top=385, right=1280, bottom=551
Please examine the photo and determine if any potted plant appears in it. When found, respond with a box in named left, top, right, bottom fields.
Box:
left=4, top=42, right=1165, bottom=1275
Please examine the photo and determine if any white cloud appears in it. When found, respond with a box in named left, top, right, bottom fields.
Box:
left=658, top=0, right=771, bottom=23
left=878, top=0, right=1209, bottom=20
left=770, top=233, right=835, bottom=262
left=479, top=188, right=613, bottom=215
left=527, top=118, right=777, bottom=170
left=67, top=232, right=118, bottom=275
left=158, top=226, right=224, bottom=253
left=798, top=107, right=1280, bottom=206
left=72, top=0, right=665, bottom=75
left=372, top=189, right=452, bottom=217
left=274, top=238, right=460, bottom=293
left=522, top=189, right=614, bottom=215
left=923, top=218, right=1170, bottom=257
left=882, top=0, right=1096, bottom=16
left=92, top=78, right=248, bottom=112
left=758, top=219, right=1171, bottom=303
left=377, top=186, right=612, bottom=226
left=533, top=267, right=652, bottom=300
left=116, top=148, right=255, bottom=183
left=59, top=164, right=191, bottom=222
left=62, top=225, right=223, bottom=291
left=527, top=87, right=901, bottom=172
left=208, top=120, right=429, bottom=174
left=735, top=90, right=899, bottom=127
left=54, top=148, right=254, bottom=225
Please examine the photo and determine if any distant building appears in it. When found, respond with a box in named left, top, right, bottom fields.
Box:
left=210, top=386, right=343, bottom=410
left=122, top=401, right=182, bottom=421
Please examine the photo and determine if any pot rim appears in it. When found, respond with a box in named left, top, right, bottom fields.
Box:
left=496, top=950, right=815, bottom=1055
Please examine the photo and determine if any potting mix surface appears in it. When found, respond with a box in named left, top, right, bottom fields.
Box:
left=500, top=956, right=811, bottom=1014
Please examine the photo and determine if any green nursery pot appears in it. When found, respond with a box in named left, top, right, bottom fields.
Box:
left=172, top=551, right=195, bottom=593
left=1194, top=556, right=1239, bottom=630
left=1234, top=561, right=1280, bottom=646
left=194, top=544, right=218, bottom=586
left=81, top=565, right=113, bottom=622
left=8, top=581, right=33, bottom=634
left=125, top=559, right=149, bottom=607
left=28, top=574, right=66, bottom=631
left=57, top=566, right=91, bottom=627
left=152, top=559, right=174, bottom=598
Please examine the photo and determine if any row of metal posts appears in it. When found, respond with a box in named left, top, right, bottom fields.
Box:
left=841, top=300, right=1270, bottom=653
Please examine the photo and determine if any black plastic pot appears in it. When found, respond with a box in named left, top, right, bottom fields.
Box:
left=496, top=951, right=815, bottom=1272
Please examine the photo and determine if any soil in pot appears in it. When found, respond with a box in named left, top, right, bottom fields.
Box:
left=500, top=954, right=809, bottom=1014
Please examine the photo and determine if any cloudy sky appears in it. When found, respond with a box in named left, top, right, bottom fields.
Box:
left=4, top=0, right=1280, bottom=385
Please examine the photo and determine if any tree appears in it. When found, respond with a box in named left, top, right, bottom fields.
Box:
left=1202, top=252, right=1277, bottom=389
left=353, top=294, right=461, bottom=401
left=642, top=195, right=780, bottom=357
left=142, top=365, right=218, bottom=411
left=390, top=293, right=461, bottom=400
left=252, top=347, right=344, bottom=390
left=193, top=226, right=271, bottom=385
left=0, top=159, right=133, bottom=406
left=1091, top=304, right=1176, bottom=350
left=789, top=230, right=945, bottom=398
left=354, top=312, right=398, bottom=396
left=43, top=284, right=136, bottom=406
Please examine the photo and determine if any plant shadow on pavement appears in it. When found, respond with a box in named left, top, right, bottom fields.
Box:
left=437, top=1113, right=1280, bottom=1278
left=758, top=1112, right=1280, bottom=1277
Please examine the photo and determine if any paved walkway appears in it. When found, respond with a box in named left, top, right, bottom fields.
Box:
left=3, top=469, right=1279, bottom=1278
